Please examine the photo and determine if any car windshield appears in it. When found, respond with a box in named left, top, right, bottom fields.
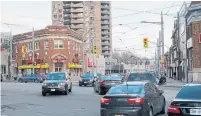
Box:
left=107, top=85, right=143, bottom=94
left=111, top=73, right=121, bottom=77
left=82, top=73, right=94, bottom=78
left=127, top=73, right=158, bottom=84
left=47, top=73, right=65, bottom=80
left=102, top=75, right=121, bottom=80
left=175, top=85, right=201, bottom=100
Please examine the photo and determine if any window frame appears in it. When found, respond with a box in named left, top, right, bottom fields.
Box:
left=34, top=41, right=40, bottom=50
left=54, top=40, right=64, bottom=49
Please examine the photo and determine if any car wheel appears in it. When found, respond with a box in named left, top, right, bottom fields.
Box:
left=42, top=92, right=46, bottom=96
left=159, top=100, right=166, bottom=114
left=64, top=86, right=68, bottom=95
left=149, top=107, right=153, bottom=116
left=98, top=87, right=104, bottom=95
left=69, top=84, right=72, bottom=92
left=25, top=81, right=27, bottom=83
left=79, top=84, right=82, bottom=86
left=84, top=85, right=86, bottom=87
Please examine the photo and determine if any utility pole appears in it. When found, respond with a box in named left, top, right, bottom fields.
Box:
left=82, top=1, right=87, bottom=75
left=185, top=7, right=189, bottom=83
left=32, top=27, right=35, bottom=74
left=161, top=11, right=165, bottom=73
left=158, top=31, right=162, bottom=79
left=9, top=31, right=13, bottom=79
left=177, top=12, right=181, bottom=80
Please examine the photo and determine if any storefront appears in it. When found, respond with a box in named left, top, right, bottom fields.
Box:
left=18, top=64, right=49, bottom=75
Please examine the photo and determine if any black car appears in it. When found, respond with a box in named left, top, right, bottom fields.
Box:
left=168, top=84, right=201, bottom=116
left=100, top=81, right=166, bottom=116
left=42, top=72, right=72, bottom=96
left=93, top=75, right=122, bottom=95
left=79, top=73, right=94, bottom=86
left=126, top=72, right=163, bottom=87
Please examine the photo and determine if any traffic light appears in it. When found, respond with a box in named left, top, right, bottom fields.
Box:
left=143, top=37, right=148, bottom=48
left=93, top=45, right=98, bottom=55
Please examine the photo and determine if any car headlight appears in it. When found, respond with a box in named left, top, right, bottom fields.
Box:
left=59, top=83, right=65, bottom=86
left=42, top=83, right=47, bottom=86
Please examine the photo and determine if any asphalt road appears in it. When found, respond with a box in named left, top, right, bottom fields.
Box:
left=1, top=82, right=181, bottom=116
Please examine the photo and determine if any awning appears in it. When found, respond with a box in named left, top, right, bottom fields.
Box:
left=18, top=64, right=49, bottom=69
left=68, top=64, right=82, bottom=69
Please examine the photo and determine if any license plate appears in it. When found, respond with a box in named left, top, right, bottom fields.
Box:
left=115, top=115, right=124, bottom=116
left=51, top=89, right=55, bottom=91
left=190, top=109, right=201, bottom=115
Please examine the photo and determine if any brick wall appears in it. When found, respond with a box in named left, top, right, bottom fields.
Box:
left=192, top=21, right=201, bottom=68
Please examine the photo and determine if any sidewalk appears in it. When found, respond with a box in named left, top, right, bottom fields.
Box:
left=163, top=77, right=187, bottom=88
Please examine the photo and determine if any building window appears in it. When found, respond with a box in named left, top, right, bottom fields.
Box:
left=58, top=9, right=62, bottom=13
left=28, top=43, right=33, bottom=51
left=34, top=41, right=40, bottom=50
left=54, top=40, right=64, bottom=49
left=44, top=40, right=49, bottom=49
left=68, top=41, right=70, bottom=49
left=55, top=62, right=63, bottom=72
left=54, top=15, right=57, bottom=18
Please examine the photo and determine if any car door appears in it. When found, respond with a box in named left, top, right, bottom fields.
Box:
left=149, top=83, right=161, bottom=114
left=154, top=85, right=164, bottom=112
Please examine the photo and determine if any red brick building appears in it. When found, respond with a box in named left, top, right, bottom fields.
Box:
left=13, top=25, right=83, bottom=76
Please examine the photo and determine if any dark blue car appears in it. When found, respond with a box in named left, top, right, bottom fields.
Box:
left=79, top=73, right=94, bottom=86
left=18, top=74, right=43, bottom=83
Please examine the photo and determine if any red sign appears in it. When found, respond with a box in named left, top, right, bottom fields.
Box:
left=88, top=58, right=93, bottom=67
left=199, top=33, right=201, bottom=43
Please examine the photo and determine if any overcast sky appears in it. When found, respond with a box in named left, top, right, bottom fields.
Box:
left=0, top=1, right=186, bottom=58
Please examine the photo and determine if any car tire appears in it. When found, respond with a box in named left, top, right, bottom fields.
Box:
left=98, top=87, right=104, bottom=95
left=42, top=92, right=46, bottom=96
left=69, top=84, right=72, bottom=92
left=159, top=100, right=166, bottom=114
left=79, top=84, right=82, bottom=86
left=64, top=86, right=68, bottom=95
left=148, top=107, right=153, bottom=116
left=84, top=85, right=86, bottom=87
left=25, top=81, right=27, bottom=83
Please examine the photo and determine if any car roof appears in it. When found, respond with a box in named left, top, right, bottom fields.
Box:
left=121, top=81, right=148, bottom=86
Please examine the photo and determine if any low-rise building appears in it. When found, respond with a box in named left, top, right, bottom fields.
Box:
left=13, top=25, right=84, bottom=76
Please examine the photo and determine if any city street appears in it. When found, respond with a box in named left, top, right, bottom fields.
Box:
left=1, top=82, right=181, bottom=116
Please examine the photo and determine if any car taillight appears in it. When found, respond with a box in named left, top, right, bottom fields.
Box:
left=168, top=105, right=180, bottom=113
left=127, top=98, right=144, bottom=104
left=100, top=81, right=108, bottom=84
left=100, top=98, right=111, bottom=104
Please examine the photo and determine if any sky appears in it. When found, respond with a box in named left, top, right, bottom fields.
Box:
left=0, top=1, right=186, bottom=58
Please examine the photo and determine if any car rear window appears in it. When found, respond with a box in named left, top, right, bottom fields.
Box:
left=127, top=73, right=157, bottom=84
left=175, top=85, right=201, bottom=100
left=107, top=85, right=143, bottom=94
left=102, top=76, right=121, bottom=80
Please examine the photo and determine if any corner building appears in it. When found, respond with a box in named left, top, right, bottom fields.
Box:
left=13, top=25, right=83, bottom=76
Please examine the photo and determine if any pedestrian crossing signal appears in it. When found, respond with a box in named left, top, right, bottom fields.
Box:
left=143, top=37, right=148, bottom=48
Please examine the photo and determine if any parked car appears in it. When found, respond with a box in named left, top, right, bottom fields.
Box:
left=93, top=75, right=122, bottom=95
left=41, top=72, right=72, bottom=96
left=79, top=73, right=94, bottom=86
left=168, top=84, right=201, bottom=116
left=100, top=81, right=166, bottom=116
left=18, top=74, right=41, bottom=83
left=125, top=72, right=163, bottom=87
